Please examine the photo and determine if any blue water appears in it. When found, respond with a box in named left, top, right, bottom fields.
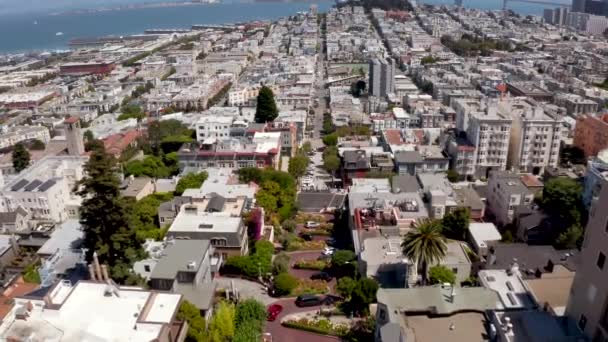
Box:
left=0, top=1, right=333, bottom=53
left=0, top=0, right=569, bottom=53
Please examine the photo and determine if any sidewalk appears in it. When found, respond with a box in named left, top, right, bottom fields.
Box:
left=215, top=276, right=276, bottom=305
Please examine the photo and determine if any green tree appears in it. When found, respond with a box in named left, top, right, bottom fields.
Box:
left=12, top=143, right=30, bottom=172
left=272, top=252, right=290, bottom=275
left=176, top=300, right=208, bottom=341
left=401, top=219, right=447, bottom=284
left=556, top=224, right=583, bottom=249
left=332, top=250, right=356, bottom=268
left=85, top=139, right=105, bottom=153
left=76, top=148, right=144, bottom=283
left=441, top=208, right=471, bottom=241
left=233, top=320, right=263, bottom=342
left=301, top=141, right=312, bottom=155
left=349, top=278, right=379, bottom=315
left=255, top=86, right=279, bottom=123
left=323, top=154, right=340, bottom=174
left=541, top=177, right=584, bottom=228
left=124, top=155, right=171, bottom=178
left=30, top=139, right=45, bottom=150
left=274, top=272, right=298, bottom=296
left=175, top=171, right=208, bottom=195
left=447, top=169, right=459, bottom=183
left=209, top=301, right=235, bottom=342
left=288, top=155, right=309, bottom=178
left=428, top=265, right=456, bottom=285
left=118, top=104, right=145, bottom=121
left=282, top=219, right=297, bottom=232
left=322, top=133, right=338, bottom=146
left=336, top=276, right=357, bottom=299
left=235, top=299, right=266, bottom=326
left=421, top=55, right=437, bottom=65
left=84, top=130, right=94, bottom=142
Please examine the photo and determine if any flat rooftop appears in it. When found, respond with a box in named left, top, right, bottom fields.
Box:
left=361, top=237, right=410, bottom=266
left=377, top=286, right=500, bottom=316
left=169, top=206, right=242, bottom=234
left=406, top=312, right=488, bottom=342
left=2, top=281, right=181, bottom=341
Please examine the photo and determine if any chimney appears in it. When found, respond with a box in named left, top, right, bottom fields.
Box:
left=101, top=264, right=110, bottom=282
left=89, top=264, right=97, bottom=281
left=93, top=252, right=103, bottom=281
left=9, top=234, right=19, bottom=257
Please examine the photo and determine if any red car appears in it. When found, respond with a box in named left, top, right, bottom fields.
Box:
left=267, top=304, right=283, bottom=321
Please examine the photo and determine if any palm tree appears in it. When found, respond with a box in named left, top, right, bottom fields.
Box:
left=402, top=218, right=448, bottom=285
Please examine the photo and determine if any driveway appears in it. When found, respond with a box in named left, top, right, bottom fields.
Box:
left=265, top=299, right=341, bottom=342
left=215, top=276, right=275, bottom=306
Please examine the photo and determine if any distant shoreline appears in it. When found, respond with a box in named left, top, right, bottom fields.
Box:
left=49, top=1, right=219, bottom=16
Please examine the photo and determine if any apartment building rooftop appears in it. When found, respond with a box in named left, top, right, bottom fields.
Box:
left=0, top=281, right=183, bottom=342
left=2, top=156, right=88, bottom=192
left=168, top=204, right=242, bottom=234
left=182, top=168, right=256, bottom=200
left=151, top=239, right=211, bottom=280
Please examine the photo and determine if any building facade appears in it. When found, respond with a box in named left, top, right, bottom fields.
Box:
left=369, top=58, right=395, bottom=98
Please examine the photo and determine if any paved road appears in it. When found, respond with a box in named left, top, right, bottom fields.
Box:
left=265, top=299, right=341, bottom=342
left=215, top=276, right=275, bottom=305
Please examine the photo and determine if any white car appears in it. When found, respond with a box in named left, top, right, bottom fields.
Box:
left=322, top=247, right=335, bottom=256
left=305, top=221, right=321, bottom=228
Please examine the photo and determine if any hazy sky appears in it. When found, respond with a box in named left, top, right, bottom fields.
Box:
left=0, top=0, right=164, bottom=15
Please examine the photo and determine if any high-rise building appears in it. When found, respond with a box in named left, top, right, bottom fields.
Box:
left=573, top=0, right=587, bottom=12
left=369, top=58, right=395, bottom=98
left=64, top=116, right=85, bottom=156
left=566, top=175, right=608, bottom=340
left=585, top=0, right=608, bottom=16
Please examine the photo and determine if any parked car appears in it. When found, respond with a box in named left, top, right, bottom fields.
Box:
left=322, top=247, right=335, bottom=256
left=311, top=272, right=332, bottom=281
left=267, top=304, right=283, bottom=321
left=295, top=294, right=322, bottom=307
left=305, top=221, right=321, bottom=228
left=301, top=233, right=313, bottom=241
left=326, top=237, right=336, bottom=246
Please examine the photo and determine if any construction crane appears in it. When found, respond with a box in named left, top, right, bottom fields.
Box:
left=502, top=0, right=571, bottom=11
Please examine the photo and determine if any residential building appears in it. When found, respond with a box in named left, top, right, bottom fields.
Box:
left=177, top=132, right=281, bottom=171
left=36, top=219, right=86, bottom=287
left=63, top=117, right=85, bottom=156
left=0, top=280, right=187, bottom=342
left=487, top=171, right=534, bottom=227
left=149, top=239, right=216, bottom=319
left=181, top=168, right=256, bottom=202
left=453, top=98, right=512, bottom=179
left=435, top=241, right=472, bottom=285
left=567, top=176, right=608, bottom=339
left=369, top=58, right=395, bottom=97
left=574, top=113, right=608, bottom=158
left=417, top=173, right=485, bottom=220
left=166, top=194, right=249, bottom=258
left=375, top=286, right=499, bottom=342
left=445, top=133, right=476, bottom=178
left=0, top=207, right=30, bottom=233
left=120, top=177, right=155, bottom=201
left=359, top=236, right=415, bottom=288
left=500, top=98, right=562, bottom=174
left=59, top=61, right=116, bottom=76
left=158, top=196, right=193, bottom=226
left=102, top=130, right=142, bottom=158
left=393, top=146, right=449, bottom=176
left=583, top=149, right=608, bottom=209
left=0, top=126, right=51, bottom=149
left=0, top=156, right=88, bottom=222
left=468, top=222, right=502, bottom=257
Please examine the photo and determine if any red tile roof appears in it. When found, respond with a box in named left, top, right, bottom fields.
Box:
left=521, top=174, right=544, bottom=188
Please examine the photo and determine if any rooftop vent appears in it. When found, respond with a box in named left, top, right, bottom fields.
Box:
left=198, top=224, right=213, bottom=229
left=186, top=261, right=196, bottom=270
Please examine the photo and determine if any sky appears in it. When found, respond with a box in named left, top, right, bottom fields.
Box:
left=0, top=0, right=165, bottom=16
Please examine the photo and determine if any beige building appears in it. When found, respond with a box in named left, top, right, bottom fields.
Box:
left=566, top=176, right=608, bottom=340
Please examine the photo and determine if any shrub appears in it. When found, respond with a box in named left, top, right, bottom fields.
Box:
left=274, top=273, right=298, bottom=296
left=428, top=265, right=456, bottom=285
left=294, top=259, right=328, bottom=270
left=272, top=252, right=290, bottom=275
left=282, top=219, right=297, bottom=232
left=292, top=279, right=329, bottom=296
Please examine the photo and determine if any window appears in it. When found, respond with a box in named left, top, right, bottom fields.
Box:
left=598, top=252, right=606, bottom=270
left=144, top=265, right=151, bottom=272
left=452, top=268, right=458, bottom=274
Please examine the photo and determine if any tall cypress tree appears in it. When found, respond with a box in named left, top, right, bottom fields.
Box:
left=76, top=147, right=144, bottom=283
left=12, top=143, right=30, bottom=172
left=255, top=86, right=279, bottom=123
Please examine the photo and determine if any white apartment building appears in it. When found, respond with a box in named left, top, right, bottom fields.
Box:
left=0, top=126, right=50, bottom=149
left=498, top=98, right=561, bottom=174
left=0, top=156, right=88, bottom=222
left=228, top=83, right=280, bottom=107
left=196, top=116, right=236, bottom=142
left=454, top=98, right=512, bottom=179
left=0, top=280, right=185, bottom=342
